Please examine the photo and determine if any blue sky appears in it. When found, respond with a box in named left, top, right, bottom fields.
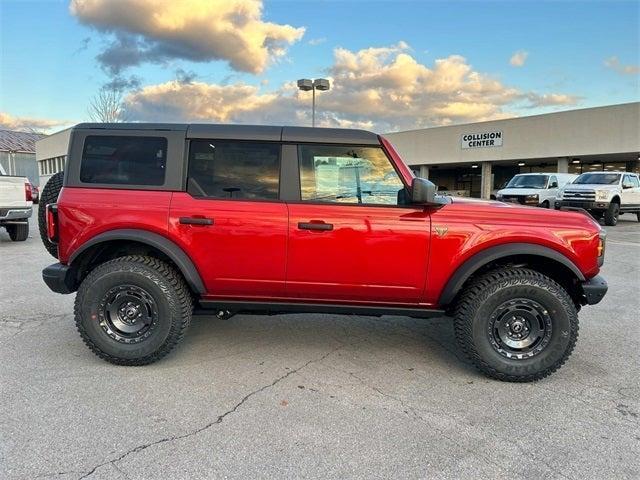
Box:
left=0, top=0, right=638, bottom=132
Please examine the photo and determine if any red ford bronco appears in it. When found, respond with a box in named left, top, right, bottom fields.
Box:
left=40, top=123, right=607, bottom=381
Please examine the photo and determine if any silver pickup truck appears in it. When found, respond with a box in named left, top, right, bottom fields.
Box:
left=0, top=164, right=33, bottom=241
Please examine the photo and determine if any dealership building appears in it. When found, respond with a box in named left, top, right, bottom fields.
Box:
left=36, top=103, right=639, bottom=197
left=385, top=102, right=640, bottom=198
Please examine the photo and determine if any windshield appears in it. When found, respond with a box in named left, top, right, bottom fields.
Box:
left=573, top=173, right=620, bottom=185
left=506, top=175, right=548, bottom=189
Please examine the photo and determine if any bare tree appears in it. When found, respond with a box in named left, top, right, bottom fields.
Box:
left=88, top=87, right=129, bottom=123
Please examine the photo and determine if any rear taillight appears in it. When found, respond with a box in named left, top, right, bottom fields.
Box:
left=46, top=204, right=58, bottom=243
left=25, top=182, right=33, bottom=202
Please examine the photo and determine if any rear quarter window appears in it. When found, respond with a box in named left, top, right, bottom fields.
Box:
left=80, top=135, right=167, bottom=186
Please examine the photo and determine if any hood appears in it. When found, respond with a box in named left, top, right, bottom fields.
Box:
left=445, top=195, right=601, bottom=229
left=564, top=183, right=619, bottom=191
left=450, top=196, right=512, bottom=206
left=497, top=187, right=544, bottom=196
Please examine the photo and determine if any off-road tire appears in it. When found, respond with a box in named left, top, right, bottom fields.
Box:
left=7, top=223, right=29, bottom=241
left=453, top=267, right=578, bottom=382
left=74, top=255, right=193, bottom=365
left=38, top=171, right=64, bottom=258
left=604, top=201, right=619, bottom=226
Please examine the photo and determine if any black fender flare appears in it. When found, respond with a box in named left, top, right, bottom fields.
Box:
left=69, top=229, right=206, bottom=294
left=438, top=243, right=585, bottom=306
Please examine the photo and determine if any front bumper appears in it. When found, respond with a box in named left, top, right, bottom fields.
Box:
left=42, top=263, right=76, bottom=294
left=555, top=200, right=610, bottom=211
left=0, top=207, right=32, bottom=222
left=581, top=275, right=608, bottom=305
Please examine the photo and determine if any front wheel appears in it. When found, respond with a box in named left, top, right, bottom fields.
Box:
left=604, top=202, right=619, bottom=226
left=74, top=255, right=193, bottom=365
left=453, top=267, right=578, bottom=382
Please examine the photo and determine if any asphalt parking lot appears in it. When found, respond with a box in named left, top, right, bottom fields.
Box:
left=1, top=211, right=639, bottom=480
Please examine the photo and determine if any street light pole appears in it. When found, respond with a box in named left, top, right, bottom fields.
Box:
left=312, top=87, right=316, bottom=127
left=297, top=78, right=330, bottom=127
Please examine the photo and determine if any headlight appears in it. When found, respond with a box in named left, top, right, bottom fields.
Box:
left=595, top=190, right=609, bottom=201
left=525, top=194, right=539, bottom=204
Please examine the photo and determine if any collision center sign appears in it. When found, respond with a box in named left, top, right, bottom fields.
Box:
left=461, top=131, right=503, bottom=149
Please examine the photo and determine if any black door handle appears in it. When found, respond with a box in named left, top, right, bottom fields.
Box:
left=298, top=222, right=333, bottom=231
left=179, top=217, right=214, bottom=225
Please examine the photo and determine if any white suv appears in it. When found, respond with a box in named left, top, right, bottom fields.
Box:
left=496, top=173, right=577, bottom=208
left=555, top=171, right=640, bottom=226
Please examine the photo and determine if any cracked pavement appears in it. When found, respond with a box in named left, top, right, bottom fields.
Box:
left=1, top=213, right=639, bottom=479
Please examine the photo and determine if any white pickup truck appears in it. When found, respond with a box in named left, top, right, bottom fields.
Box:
left=0, top=164, right=33, bottom=241
left=555, top=171, right=640, bottom=226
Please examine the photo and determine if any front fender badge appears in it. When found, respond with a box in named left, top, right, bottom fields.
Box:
left=435, top=225, right=449, bottom=237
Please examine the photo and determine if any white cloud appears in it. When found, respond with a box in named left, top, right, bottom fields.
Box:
left=125, top=81, right=295, bottom=123
left=308, top=37, right=326, bottom=46
left=0, top=112, right=70, bottom=133
left=524, top=93, right=581, bottom=108
left=509, top=50, right=529, bottom=67
left=123, top=43, right=581, bottom=132
left=604, top=56, right=640, bottom=75
left=69, top=0, right=305, bottom=74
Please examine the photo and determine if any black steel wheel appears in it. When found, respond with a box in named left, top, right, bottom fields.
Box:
left=74, top=255, right=192, bottom=365
left=487, top=298, right=553, bottom=360
left=454, top=267, right=578, bottom=382
left=98, top=285, right=159, bottom=344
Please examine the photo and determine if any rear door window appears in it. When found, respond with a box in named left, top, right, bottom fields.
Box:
left=187, top=140, right=280, bottom=200
left=80, top=135, right=167, bottom=185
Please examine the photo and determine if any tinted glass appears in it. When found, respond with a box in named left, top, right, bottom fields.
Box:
left=506, top=175, right=548, bottom=189
left=80, top=136, right=167, bottom=185
left=623, top=175, right=640, bottom=188
left=299, top=145, right=406, bottom=205
left=573, top=173, right=621, bottom=185
left=188, top=140, right=280, bottom=200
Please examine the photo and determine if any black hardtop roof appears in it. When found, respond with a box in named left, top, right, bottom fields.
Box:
left=73, top=123, right=380, bottom=145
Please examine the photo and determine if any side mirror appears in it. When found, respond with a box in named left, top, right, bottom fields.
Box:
left=622, top=183, right=633, bottom=189
left=549, top=182, right=558, bottom=188
left=411, top=177, right=438, bottom=205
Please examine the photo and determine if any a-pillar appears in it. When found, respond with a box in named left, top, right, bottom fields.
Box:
left=557, top=158, right=569, bottom=173
left=480, top=162, right=493, bottom=199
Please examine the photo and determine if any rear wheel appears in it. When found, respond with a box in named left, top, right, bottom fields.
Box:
left=604, top=201, right=619, bottom=226
left=38, top=171, right=64, bottom=258
left=453, top=267, right=578, bottom=382
left=74, top=255, right=193, bottom=365
left=6, top=223, right=29, bottom=241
